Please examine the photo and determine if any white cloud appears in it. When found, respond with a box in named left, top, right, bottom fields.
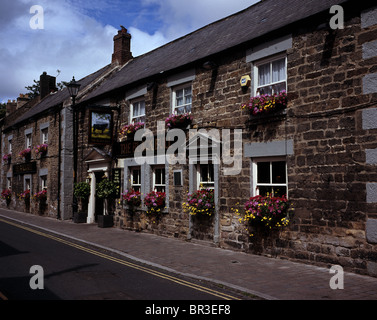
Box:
left=0, top=0, right=259, bottom=103
left=140, top=0, right=257, bottom=40
left=128, top=27, right=168, bottom=57
left=0, top=0, right=117, bottom=103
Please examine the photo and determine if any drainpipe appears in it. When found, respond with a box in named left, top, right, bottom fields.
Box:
left=57, top=104, right=62, bottom=219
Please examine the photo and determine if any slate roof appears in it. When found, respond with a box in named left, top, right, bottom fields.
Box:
left=81, top=0, right=349, bottom=103
left=6, top=0, right=350, bottom=128
left=4, top=64, right=114, bottom=130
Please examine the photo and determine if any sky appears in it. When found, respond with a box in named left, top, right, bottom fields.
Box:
left=0, top=0, right=259, bottom=103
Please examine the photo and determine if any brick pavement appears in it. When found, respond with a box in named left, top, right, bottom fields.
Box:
left=1, top=208, right=377, bottom=300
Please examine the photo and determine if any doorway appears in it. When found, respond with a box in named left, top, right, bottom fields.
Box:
left=94, top=171, right=105, bottom=221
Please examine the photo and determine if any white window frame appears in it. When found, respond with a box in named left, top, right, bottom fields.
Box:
left=8, top=139, right=12, bottom=154
left=26, top=133, right=32, bottom=149
left=41, top=175, right=48, bottom=190
left=41, top=128, right=48, bottom=144
left=197, top=163, right=215, bottom=190
left=130, top=99, right=146, bottom=124
left=253, top=53, right=287, bottom=96
left=130, top=167, right=141, bottom=192
left=252, top=157, right=288, bottom=197
left=24, top=177, right=31, bottom=191
left=172, top=83, right=192, bottom=115
left=153, top=166, right=166, bottom=192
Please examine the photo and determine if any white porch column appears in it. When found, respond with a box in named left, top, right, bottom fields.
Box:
left=87, top=172, right=96, bottom=223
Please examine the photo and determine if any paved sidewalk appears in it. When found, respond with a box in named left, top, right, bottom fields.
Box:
left=1, top=208, right=377, bottom=300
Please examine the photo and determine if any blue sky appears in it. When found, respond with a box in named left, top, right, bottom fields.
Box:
left=0, top=0, right=259, bottom=103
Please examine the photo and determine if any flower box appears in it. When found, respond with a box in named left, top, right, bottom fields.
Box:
left=122, top=189, right=141, bottom=209
left=119, top=122, right=145, bottom=140
left=183, top=188, right=214, bottom=217
left=144, top=191, right=166, bottom=215
left=19, top=189, right=31, bottom=201
left=242, top=91, right=287, bottom=116
left=34, top=144, right=48, bottom=156
left=1, top=189, right=12, bottom=205
left=19, top=148, right=31, bottom=160
left=33, top=189, right=47, bottom=202
left=165, top=113, right=192, bottom=129
left=2, top=153, right=11, bottom=164
left=241, top=194, right=292, bottom=230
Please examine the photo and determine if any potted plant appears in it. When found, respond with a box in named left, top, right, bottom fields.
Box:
left=19, top=148, right=31, bottom=161
left=119, top=122, right=145, bottom=140
left=144, top=191, right=166, bottom=223
left=96, top=179, right=119, bottom=228
left=34, top=144, right=48, bottom=157
left=183, top=188, right=214, bottom=217
left=2, top=153, right=11, bottom=165
left=1, top=189, right=12, bottom=207
left=241, top=90, right=287, bottom=116
left=165, top=113, right=192, bottom=129
left=73, top=182, right=90, bottom=223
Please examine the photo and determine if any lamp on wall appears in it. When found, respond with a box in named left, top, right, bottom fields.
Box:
left=67, top=77, right=81, bottom=103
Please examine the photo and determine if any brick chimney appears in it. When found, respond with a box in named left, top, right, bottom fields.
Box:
left=112, top=26, right=132, bottom=65
left=6, top=99, right=17, bottom=116
left=40, top=72, right=57, bottom=99
left=17, top=94, right=30, bottom=109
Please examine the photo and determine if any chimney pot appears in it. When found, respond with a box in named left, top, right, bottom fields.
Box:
left=112, top=27, right=132, bottom=65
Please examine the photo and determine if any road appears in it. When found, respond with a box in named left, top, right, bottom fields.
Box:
left=0, top=218, right=244, bottom=301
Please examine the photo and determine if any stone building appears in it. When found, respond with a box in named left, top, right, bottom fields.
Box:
left=2, top=0, right=377, bottom=277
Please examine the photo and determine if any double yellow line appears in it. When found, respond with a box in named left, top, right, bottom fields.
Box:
left=0, top=218, right=240, bottom=300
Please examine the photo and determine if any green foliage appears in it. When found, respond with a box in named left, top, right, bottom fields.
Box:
left=96, top=179, right=118, bottom=199
left=74, top=182, right=91, bottom=199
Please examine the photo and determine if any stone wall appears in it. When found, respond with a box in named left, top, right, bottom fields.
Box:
left=1, top=112, right=61, bottom=218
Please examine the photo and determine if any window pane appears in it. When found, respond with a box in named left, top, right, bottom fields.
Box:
left=272, top=186, right=287, bottom=197
left=272, top=58, right=286, bottom=83
left=258, top=85, right=273, bottom=95
left=258, top=63, right=270, bottom=86
left=272, top=161, right=286, bottom=183
left=258, top=186, right=272, bottom=197
left=138, top=101, right=145, bottom=116
left=176, top=106, right=185, bottom=114
left=201, top=165, right=209, bottom=182
left=257, top=162, right=270, bottom=183
left=272, top=82, right=287, bottom=94
left=132, top=169, right=140, bottom=185
left=155, top=168, right=163, bottom=185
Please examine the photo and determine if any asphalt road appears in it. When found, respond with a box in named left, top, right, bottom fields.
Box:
left=0, top=218, right=243, bottom=301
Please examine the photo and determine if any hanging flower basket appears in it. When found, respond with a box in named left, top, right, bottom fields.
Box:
left=33, top=189, right=47, bottom=202
left=19, top=189, right=31, bottom=201
left=241, top=91, right=287, bottom=116
left=144, top=191, right=166, bottom=214
left=34, top=144, right=48, bottom=156
left=19, top=148, right=31, bottom=160
left=183, top=188, right=214, bottom=217
left=165, top=113, right=192, bottom=129
left=1, top=189, right=12, bottom=206
left=2, top=153, right=11, bottom=164
left=119, top=122, right=144, bottom=140
left=122, top=189, right=141, bottom=210
left=234, top=194, right=293, bottom=236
